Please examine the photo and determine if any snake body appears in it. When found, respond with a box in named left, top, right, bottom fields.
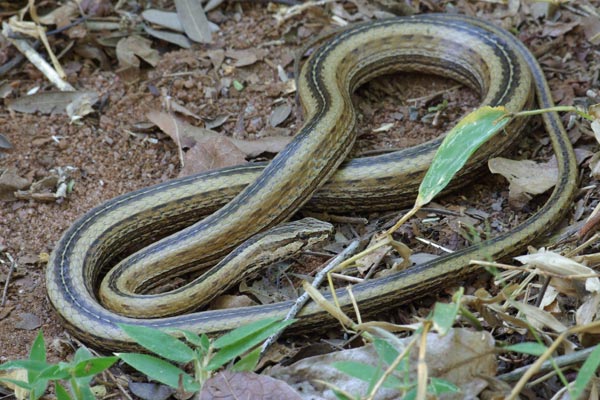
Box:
left=46, top=14, right=577, bottom=350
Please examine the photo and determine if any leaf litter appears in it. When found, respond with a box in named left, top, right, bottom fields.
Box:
left=0, top=0, right=599, bottom=399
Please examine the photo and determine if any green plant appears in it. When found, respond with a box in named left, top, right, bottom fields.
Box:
left=0, top=331, right=117, bottom=400
left=116, top=317, right=294, bottom=395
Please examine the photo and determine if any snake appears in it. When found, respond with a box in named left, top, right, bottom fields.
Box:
left=46, top=13, right=577, bottom=350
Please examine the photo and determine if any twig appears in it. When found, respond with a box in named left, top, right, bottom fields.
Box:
left=260, top=240, right=360, bottom=357
left=1, top=253, right=16, bottom=307
left=498, top=345, right=597, bottom=382
left=1, top=22, right=74, bottom=90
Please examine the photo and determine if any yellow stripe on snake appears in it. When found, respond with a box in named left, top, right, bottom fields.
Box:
left=46, top=13, right=577, bottom=350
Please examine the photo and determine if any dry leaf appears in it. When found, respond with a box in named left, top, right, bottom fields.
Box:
left=225, top=48, right=267, bottom=67
left=542, top=20, right=580, bottom=37
left=0, top=134, right=12, bottom=149
left=269, top=329, right=495, bottom=400
left=509, top=300, right=568, bottom=332
left=515, top=250, right=600, bottom=293
left=582, top=16, right=600, bottom=45
left=179, top=136, right=247, bottom=176
left=269, top=103, right=292, bottom=127
left=7, top=91, right=98, bottom=116
left=38, top=1, right=79, bottom=27
left=143, top=25, right=192, bottom=49
left=146, top=110, right=292, bottom=175
left=142, top=9, right=185, bottom=32
left=200, top=371, right=302, bottom=400
left=0, top=168, right=29, bottom=201
left=488, top=157, right=558, bottom=209
left=0, top=368, right=29, bottom=399
left=175, top=0, right=212, bottom=43
left=207, top=49, right=225, bottom=70
left=116, top=35, right=159, bottom=68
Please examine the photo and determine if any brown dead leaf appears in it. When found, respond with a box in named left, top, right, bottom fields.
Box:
left=541, top=20, right=581, bottom=37
left=148, top=103, right=293, bottom=176
left=583, top=16, right=600, bottom=45
left=356, top=233, right=392, bottom=274
left=179, top=136, right=246, bottom=176
left=225, top=49, right=266, bottom=67
left=38, top=1, right=79, bottom=27
left=207, top=49, right=225, bottom=70
left=0, top=168, right=29, bottom=201
left=116, top=35, right=159, bottom=68
left=488, top=157, right=558, bottom=209
left=200, top=371, right=302, bottom=400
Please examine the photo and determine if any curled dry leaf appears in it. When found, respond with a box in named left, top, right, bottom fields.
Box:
left=515, top=250, right=600, bottom=293
left=38, top=1, right=79, bottom=27
left=488, top=157, right=558, bottom=209
left=268, top=328, right=495, bottom=400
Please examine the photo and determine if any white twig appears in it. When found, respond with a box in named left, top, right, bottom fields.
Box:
left=260, top=240, right=360, bottom=356
left=2, top=22, right=74, bottom=91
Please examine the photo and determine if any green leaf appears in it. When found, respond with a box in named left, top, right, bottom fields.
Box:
left=0, top=360, right=48, bottom=372
left=73, top=356, right=118, bottom=378
left=212, top=318, right=282, bottom=348
left=29, top=331, right=46, bottom=363
left=570, top=345, right=600, bottom=399
left=73, top=347, right=94, bottom=363
left=36, top=365, right=70, bottom=381
left=233, top=80, right=244, bottom=91
left=429, top=377, right=460, bottom=395
left=173, top=329, right=204, bottom=348
left=332, top=361, right=405, bottom=390
left=232, top=347, right=260, bottom=372
left=117, top=353, right=200, bottom=393
left=0, top=378, right=32, bottom=391
left=207, top=319, right=294, bottom=371
left=55, top=382, right=72, bottom=400
left=417, top=106, right=510, bottom=207
left=373, top=338, right=408, bottom=372
left=200, top=334, right=210, bottom=353
left=118, top=324, right=195, bottom=363
left=74, top=382, right=96, bottom=400
left=432, top=288, right=463, bottom=335
left=503, top=342, right=548, bottom=356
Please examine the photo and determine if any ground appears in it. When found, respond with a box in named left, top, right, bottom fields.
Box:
left=0, top=0, right=599, bottom=399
